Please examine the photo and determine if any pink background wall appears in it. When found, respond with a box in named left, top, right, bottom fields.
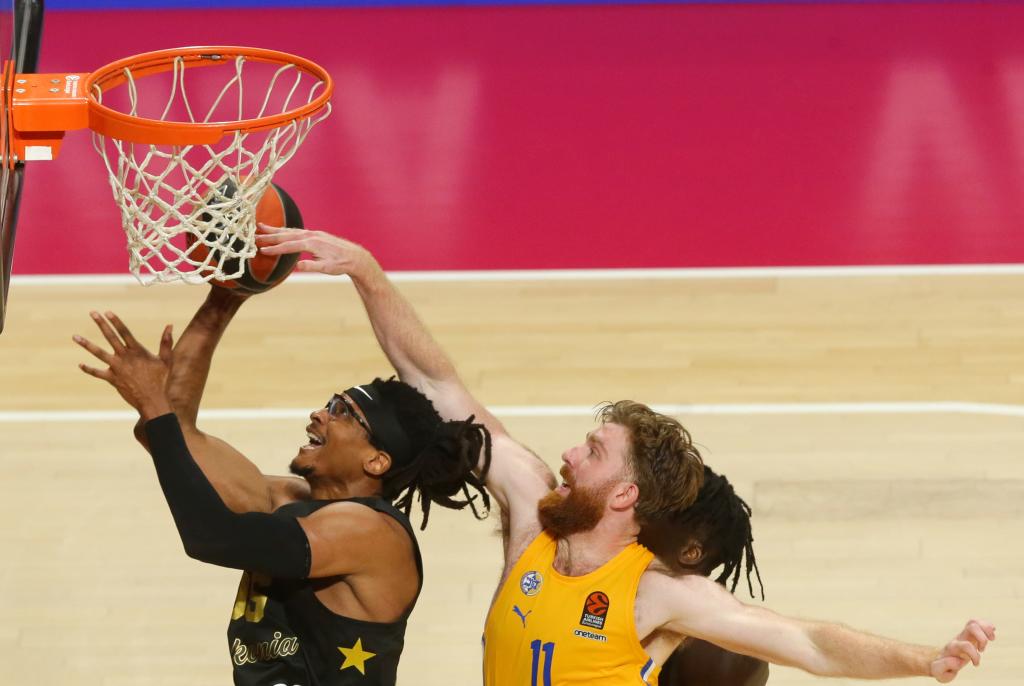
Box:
left=13, top=2, right=1024, bottom=273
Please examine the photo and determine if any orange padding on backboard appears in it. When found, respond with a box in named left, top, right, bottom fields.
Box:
left=8, top=71, right=90, bottom=162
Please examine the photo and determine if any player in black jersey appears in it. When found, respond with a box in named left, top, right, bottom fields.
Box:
left=641, top=466, right=769, bottom=686
left=73, top=290, right=492, bottom=686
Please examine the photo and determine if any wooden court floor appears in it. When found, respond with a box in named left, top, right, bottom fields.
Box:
left=1, top=271, right=1022, bottom=684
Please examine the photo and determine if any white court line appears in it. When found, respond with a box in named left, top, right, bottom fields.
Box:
left=2, top=401, right=1023, bottom=423
left=9, top=263, right=1024, bottom=286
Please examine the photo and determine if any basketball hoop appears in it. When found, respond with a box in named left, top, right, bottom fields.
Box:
left=5, top=46, right=333, bottom=283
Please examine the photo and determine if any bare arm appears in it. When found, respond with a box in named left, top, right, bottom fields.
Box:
left=136, top=290, right=306, bottom=512
left=657, top=574, right=994, bottom=682
left=352, top=259, right=556, bottom=535
left=258, top=228, right=555, bottom=524
left=352, top=258, right=500, bottom=429
left=168, top=292, right=280, bottom=512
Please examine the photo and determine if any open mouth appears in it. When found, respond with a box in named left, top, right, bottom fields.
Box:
left=558, top=465, right=573, bottom=491
left=303, top=426, right=325, bottom=448
left=556, top=471, right=571, bottom=494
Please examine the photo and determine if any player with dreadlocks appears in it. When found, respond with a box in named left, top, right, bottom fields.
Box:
left=73, top=287, right=492, bottom=686
left=641, top=466, right=769, bottom=686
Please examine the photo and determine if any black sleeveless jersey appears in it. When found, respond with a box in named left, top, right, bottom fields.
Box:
left=227, top=497, right=423, bottom=686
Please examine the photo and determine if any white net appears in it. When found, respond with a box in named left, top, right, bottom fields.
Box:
left=91, top=54, right=331, bottom=284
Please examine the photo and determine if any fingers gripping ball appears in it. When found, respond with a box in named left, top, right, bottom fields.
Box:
left=186, top=182, right=304, bottom=294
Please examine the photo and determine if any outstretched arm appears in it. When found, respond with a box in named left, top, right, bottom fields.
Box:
left=258, top=228, right=555, bottom=524
left=658, top=575, right=994, bottom=682
left=165, top=289, right=243, bottom=427
left=261, top=230, right=499, bottom=431
left=75, top=313, right=381, bottom=579
left=132, top=291, right=307, bottom=513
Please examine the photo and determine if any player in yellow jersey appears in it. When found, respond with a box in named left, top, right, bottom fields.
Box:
left=501, top=463, right=769, bottom=686
left=259, top=228, right=997, bottom=685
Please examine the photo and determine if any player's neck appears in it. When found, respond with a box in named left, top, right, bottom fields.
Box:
left=308, top=475, right=383, bottom=501
left=553, top=520, right=638, bottom=576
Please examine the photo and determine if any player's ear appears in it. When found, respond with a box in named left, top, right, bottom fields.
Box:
left=678, top=541, right=705, bottom=566
left=365, top=451, right=392, bottom=477
left=612, top=481, right=639, bottom=511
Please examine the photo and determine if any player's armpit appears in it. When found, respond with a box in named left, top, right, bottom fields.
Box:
left=484, top=434, right=556, bottom=514
left=481, top=435, right=554, bottom=564
left=268, top=475, right=312, bottom=508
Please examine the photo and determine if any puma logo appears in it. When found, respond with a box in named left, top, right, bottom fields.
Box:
left=512, top=605, right=531, bottom=627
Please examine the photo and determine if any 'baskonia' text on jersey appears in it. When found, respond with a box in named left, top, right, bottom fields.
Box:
left=228, top=497, right=422, bottom=686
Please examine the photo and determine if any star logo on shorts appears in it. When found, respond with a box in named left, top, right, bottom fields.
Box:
left=338, top=638, right=376, bottom=675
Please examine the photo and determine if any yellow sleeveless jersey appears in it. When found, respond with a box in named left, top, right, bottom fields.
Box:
left=483, top=530, right=659, bottom=686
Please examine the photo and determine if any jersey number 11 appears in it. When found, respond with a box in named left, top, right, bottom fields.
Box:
left=530, top=640, right=555, bottom=686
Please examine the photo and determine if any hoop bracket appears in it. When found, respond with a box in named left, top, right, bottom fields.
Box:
left=9, top=71, right=90, bottom=161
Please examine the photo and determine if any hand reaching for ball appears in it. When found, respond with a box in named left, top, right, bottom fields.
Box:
left=256, top=225, right=380, bottom=280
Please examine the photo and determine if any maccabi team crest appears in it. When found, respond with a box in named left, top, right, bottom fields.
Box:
left=580, top=591, right=610, bottom=630
left=520, top=571, right=543, bottom=596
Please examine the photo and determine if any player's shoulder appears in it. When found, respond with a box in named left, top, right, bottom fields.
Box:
left=638, top=567, right=727, bottom=607
left=316, top=498, right=397, bottom=520
left=637, top=569, right=731, bottom=637
left=641, top=562, right=715, bottom=588
left=304, top=499, right=409, bottom=541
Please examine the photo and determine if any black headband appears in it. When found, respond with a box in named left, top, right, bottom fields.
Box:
left=344, top=383, right=415, bottom=469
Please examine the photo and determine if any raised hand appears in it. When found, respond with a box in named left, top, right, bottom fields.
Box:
left=929, top=619, right=996, bottom=682
left=255, top=224, right=377, bottom=278
left=74, top=311, right=175, bottom=421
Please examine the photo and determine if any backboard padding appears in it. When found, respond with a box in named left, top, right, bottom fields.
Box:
left=0, top=0, right=43, bottom=333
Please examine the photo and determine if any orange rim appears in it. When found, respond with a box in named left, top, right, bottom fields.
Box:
left=85, top=46, right=333, bottom=146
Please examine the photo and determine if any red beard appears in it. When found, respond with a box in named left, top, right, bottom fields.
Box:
left=537, top=470, right=616, bottom=538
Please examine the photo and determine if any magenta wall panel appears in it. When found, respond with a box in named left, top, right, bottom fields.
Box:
left=13, top=3, right=1024, bottom=273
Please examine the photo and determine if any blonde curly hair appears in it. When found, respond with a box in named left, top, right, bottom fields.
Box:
left=598, top=400, right=704, bottom=523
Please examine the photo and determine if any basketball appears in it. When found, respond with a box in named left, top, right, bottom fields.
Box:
left=186, top=181, right=304, bottom=294
left=585, top=592, right=609, bottom=616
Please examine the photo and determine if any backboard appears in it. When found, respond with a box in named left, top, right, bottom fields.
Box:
left=0, top=0, right=43, bottom=334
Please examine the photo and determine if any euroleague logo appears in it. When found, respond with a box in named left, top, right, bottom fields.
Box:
left=579, top=590, right=610, bottom=630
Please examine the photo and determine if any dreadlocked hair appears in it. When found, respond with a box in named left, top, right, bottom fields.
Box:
left=638, top=465, right=764, bottom=600
left=369, top=379, right=492, bottom=530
